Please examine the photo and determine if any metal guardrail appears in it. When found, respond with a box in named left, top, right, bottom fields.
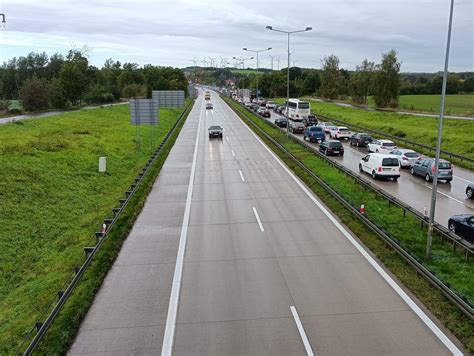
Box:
left=226, top=97, right=474, bottom=320
left=312, top=111, right=474, bottom=166
left=19, top=101, right=193, bottom=355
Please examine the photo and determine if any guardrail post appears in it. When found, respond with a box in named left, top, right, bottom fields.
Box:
left=35, top=321, right=43, bottom=332
left=84, top=247, right=95, bottom=256
left=57, top=291, right=64, bottom=300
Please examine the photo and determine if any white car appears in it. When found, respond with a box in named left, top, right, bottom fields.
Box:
left=367, top=139, right=397, bottom=154
left=359, top=153, right=400, bottom=181
left=266, top=101, right=276, bottom=109
left=329, top=126, right=352, bottom=140
left=244, top=101, right=253, bottom=108
left=389, top=148, right=421, bottom=167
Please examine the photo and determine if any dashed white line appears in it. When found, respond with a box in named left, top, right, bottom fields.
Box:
left=161, top=101, right=202, bottom=356
left=425, top=185, right=465, bottom=205
left=231, top=149, right=235, bottom=157
left=226, top=136, right=230, bottom=142
left=239, top=169, right=245, bottom=182
left=252, top=207, right=264, bottom=232
left=290, top=306, right=315, bottom=356
left=229, top=100, right=463, bottom=356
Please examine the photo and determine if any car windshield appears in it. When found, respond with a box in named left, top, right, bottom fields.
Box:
left=298, top=102, right=310, bottom=109
left=339, top=128, right=349, bottom=132
left=310, top=127, right=322, bottom=131
left=382, top=158, right=399, bottom=166
left=405, top=152, right=419, bottom=158
left=210, top=126, right=221, bottom=130
left=329, top=142, right=342, bottom=148
left=439, top=162, right=451, bottom=169
left=382, top=142, right=396, bottom=147
left=361, top=135, right=372, bottom=140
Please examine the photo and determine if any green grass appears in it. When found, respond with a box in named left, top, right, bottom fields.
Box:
left=274, top=97, right=474, bottom=169
left=387, top=94, right=474, bottom=116
left=225, top=96, right=474, bottom=352
left=0, top=102, right=189, bottom=354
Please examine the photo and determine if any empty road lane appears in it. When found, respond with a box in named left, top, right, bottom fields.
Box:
left=69, top=91, right=462, bottom=355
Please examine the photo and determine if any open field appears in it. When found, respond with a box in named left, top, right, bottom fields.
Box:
left=274, top=98, right=474, bottom=168
left=0, top=103, right=186, bottom=353
left=225, top=97, right=474, bottom=351
left=230, top=69, right=262, bottom=75
left=393, top=94, right=474, bottom=116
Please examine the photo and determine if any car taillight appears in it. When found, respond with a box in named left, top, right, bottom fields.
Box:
left=402, top=157, right=408, bottom=160
left=381, top=146, right=386, bottom=149
left=378, top=167, right=382, bottom=172
left=296, top=114, right=299, bottom=118
left=432, top=165, right=435, bottom=173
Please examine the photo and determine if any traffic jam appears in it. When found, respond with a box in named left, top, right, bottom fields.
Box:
left=229, top=91, right=474, bottom=242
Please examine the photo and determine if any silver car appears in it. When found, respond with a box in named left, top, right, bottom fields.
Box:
left=389, top=149, right=421, bottom=167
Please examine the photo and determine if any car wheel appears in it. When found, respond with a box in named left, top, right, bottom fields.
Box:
left=393, top=177, right=398, bottom=182
left=372, top=170, right=377, bottom=180
left=446, top=179, right=452, bottom=184
left=467, top=187, right=473, bottom=199
left=425, top=173, right=431, bottom=182
left=359, top=164, right=363, bottom=173
left=410, top=167, right=416, bottom=175
left=376, top=149, right=379, bottom=153
left=448, top=221, right=456, bottom=233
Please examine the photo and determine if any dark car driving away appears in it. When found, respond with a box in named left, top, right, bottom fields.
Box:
left=448, top=214, right=474, bottom=243
left=350, top=133, right=373, bottom=147
left=319, top=140, right=344, bottom=156
left=208, top=125, right=223, bottom=139
left=274, top=116, right=288, bottom=127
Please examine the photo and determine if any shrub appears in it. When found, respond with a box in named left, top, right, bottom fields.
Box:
left=19, top=76, right=50, bottom=112
left=102, top=93, right=115, bottom=103
left=121, top=84, right=147, bottom=98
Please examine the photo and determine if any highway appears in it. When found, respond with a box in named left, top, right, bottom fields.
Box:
left=69, top=91, right=463, bottom=355
left=263, top=111, right=474, bottom=229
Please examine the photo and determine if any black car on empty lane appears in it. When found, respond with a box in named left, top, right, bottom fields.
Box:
left=448, top=214, right=474, bottom=243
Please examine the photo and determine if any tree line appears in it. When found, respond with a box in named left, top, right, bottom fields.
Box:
left=0, top=49, right=187, bottom=112
left=235, top=50, right=473, bottom=108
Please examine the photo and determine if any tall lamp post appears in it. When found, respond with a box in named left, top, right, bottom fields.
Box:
left=232, top=56, right=254, bottom=69
left=243, top=47, right=272, bottom=102
left=266, top=26, right=312, bottom=135
left=426, top=0, right=455, bottom=259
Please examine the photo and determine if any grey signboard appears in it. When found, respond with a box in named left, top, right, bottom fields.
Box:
left=152, top=90, right=184, bottom=108
left=129, top=98, right=159, bottom=125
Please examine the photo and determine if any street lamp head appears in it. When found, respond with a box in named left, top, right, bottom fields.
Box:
left=243, top=48, right=247, bottom=51
left=266, top=26, right=272, bottom=30
left=305, top=27, right=312, bottom=31
left=250, top=57, right=254, bottom=59
left=268, top=47, right=272, bottom=50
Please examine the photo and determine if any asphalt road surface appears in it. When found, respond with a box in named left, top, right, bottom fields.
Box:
left=264, top=111, right=474, bottom=229
left=69, top=91, right=463, bottom=355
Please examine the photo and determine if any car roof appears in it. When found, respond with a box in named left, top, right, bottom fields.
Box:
left=396, top=149, right=417, bottom=153
left=327, top=139, right=341, bottom=143
left=337, top=126, right=349, bottom=129
left=367, top=153, right=398, bottom=158
left=378, top=139, right=394, bottom=143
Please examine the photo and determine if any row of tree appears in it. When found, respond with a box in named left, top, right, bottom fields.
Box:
left=233, top=50, right=473, bottom=108
left=0, top=49, right=188, bottom=112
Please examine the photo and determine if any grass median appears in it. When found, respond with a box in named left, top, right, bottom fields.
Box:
left=0, top=101, right=192, bottom=354
left=224, top=96, right=474, bottom=352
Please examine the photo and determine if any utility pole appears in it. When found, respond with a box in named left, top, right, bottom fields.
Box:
left=243, top=47, right=272, bottom=102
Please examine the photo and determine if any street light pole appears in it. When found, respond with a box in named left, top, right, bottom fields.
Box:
left=266, top=25, right=312, bottom=136
left=426, top=0, right=455, bottom=259
left=243, top=47, right=272, bottom=102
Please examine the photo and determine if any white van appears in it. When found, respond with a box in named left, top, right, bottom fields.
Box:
left=284, top=99, right=311, bottom=120
left=359, top=153, right=400, bottom=181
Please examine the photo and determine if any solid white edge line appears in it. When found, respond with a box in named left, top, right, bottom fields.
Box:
left=290, top=306, right=315, bottom=356
left=231, top=149, right=235, bottom=157
left=161, top=100, right=202, bottom=356
left=239, top=169, right=246, bottom=182
left=252, top=207, right=264, bottom=232
left=454, top=175, right=471, bottom=184
left=227, top=101, right=463, bottom=356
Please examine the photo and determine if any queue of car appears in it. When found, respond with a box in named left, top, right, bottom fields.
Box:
left=229, top=93, right=473, bottom=242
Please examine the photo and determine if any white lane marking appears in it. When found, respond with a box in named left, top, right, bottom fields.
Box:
left=226, top=136, right=230, bottom=142
left=290, top=306, right=315, bottom=356
left=239, top=169, right=246, bottom=182
left=227, top=100, right=463, bottom=356
left=252, top=207, right=264, bottom=232
left=424, top=185, right=466, bottom=205
left=231, top=149, right=235, bottom=157
left=454, top=175, right=471, bottom=184
left=161, top=102, right=202, bottom=356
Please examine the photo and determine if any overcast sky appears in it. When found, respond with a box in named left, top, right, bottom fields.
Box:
left=1, top=0, right=473, bottom=72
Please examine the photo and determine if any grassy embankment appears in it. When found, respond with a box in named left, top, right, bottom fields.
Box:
left=0, top=102, right=191, bottom=354
left=383, top=94, right=474, bottom=116
left=274, top=97, right=474, bottom=169
left=225, top=96, right=474, bottom=352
